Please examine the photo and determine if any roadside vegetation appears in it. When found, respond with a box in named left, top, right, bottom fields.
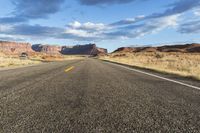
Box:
left=0, top=56, right=41, bottom=68
left=30, top=54, right=86, bottom=62
left=0, top=52, right=85, bottom=68
left=100, top=52, right=200, bottom=80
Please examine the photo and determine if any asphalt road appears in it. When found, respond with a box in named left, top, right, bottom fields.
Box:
left=0, top=58, right=200, bottom=132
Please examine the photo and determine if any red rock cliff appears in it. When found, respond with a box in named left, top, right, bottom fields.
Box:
left=0, top=41, right=34, bottom=55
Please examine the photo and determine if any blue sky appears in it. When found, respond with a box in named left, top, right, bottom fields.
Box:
left=0, top=0, right=200, bottom=51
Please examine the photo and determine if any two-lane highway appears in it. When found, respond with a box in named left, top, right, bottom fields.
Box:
left=0, top=58, right=200, bottom=132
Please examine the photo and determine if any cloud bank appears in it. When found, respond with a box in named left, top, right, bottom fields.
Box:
left=0, top=0, right=200, bottom=42
left=0, top=0, right=65, bottom=24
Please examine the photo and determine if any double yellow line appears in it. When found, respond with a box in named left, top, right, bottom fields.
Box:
left=65, top=66, right=74, bottom=73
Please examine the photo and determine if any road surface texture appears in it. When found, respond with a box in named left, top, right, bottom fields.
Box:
left=0, top=58, right=200, bottom=132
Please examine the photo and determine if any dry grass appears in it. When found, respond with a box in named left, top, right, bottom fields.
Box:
left=31, top=54, right=64, bottom=62
left=100, top=52, right=200, bottom=80
left=0, top=57, right=41, bottom=68
left=0, top=52, right=86, bottom=68
left=0, top=52, right=42, bottom=68
left=30, top=54, right=85, bottom=62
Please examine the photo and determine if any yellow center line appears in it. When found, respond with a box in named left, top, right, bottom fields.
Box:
left=65, top=66, right=74, bottom=73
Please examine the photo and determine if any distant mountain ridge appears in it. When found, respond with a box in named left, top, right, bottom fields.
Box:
left=0, top=41, right=107, bottom=56
left=113, top=43, right=200, bottom=53
left=32, top=43, right=107, bottom=55
left=61, top=44, right=107, bottom=55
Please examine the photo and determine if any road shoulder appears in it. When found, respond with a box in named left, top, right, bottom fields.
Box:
left=100, top=59, right=200, bottom=89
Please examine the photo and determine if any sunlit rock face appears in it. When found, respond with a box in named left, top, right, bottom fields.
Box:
left=113, top=43, right=200, bottom=53
left=32, top=43, right=108, bottom=55
left=0, top=41, right=34, bottom=55
left=0, top=41, right=108, bottom=56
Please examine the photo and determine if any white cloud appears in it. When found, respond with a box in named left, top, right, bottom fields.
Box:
left=64, top=29, right=97, bottom=38
left=82, top=22, right=108, bottom=30
left=67, top=21, right=109, bottom=31
left=0, top=25, right=12, bottom=32
left=62, top=14, right=180, bottom=41
left=155, top=14, right=179, bottom=28
left=194, top=8, right=200, bottom=16
left=145, top=15, right=179, bottom=34
left=0, top=34, right=25, bottom=41
left=64, top=21, right=110, bottom=39
left=111, top=15, right=146, bottom=26
left=68, top=21, right=82, bottom=28
left=0, top=14, right=182, bottom=42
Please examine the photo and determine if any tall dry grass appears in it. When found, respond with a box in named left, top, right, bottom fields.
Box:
left=0, top=52, right=85, bottom=68
left=100, top=52, right=200, bottom=80
left=0, top=57, right=41, bottom=67
left=30, top=54, right=85, bottom=62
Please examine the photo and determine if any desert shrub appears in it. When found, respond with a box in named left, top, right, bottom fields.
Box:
left=155, top=53, right=164, bottom=58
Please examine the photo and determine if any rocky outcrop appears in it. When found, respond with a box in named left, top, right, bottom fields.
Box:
left=113, top=47, right=136, bottom=53
left=113, top=43, right=200, bottom=53
left=32, top=44, right=62, bottom=54
left=32, top=43, right=107, bottom=55
left=61, top=44, right=107, bottom=55
left=157, top=43, right=200, bottom=52
left=0, top=41, right=34, bottom=55
left=96, top=48, right=108, bottom=55
left=0, top=41, right=107, bottom=56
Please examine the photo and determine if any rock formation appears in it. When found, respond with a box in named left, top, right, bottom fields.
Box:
left=157, top=43, right=200, bottom=52
left=61, top=44, right=107, bottom=55
left=113, top=43, right=200, bottom=53
left=32, top=44, right=62, bottom=54
left=96, top=48, right=108, bottom=55
left=0, top=41, right=34, bottom=55
left=0, top=41, right=108, bottom=56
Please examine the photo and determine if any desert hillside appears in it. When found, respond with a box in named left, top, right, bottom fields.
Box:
left=100, top=43, right=200, bottom=80
left=114, top=43, right=200, bottom=53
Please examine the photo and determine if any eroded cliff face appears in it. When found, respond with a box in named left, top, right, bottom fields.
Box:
left=91, top=47, right=108, bottom=56
left=0, top=41, right=34, bottom=55
left=32, top=44, right=62, bottom=54
left=32, top=43, right=107, bottom=55
left=0, top=41, right=107, bottom=56
left=61, top=44, right=107, bottom=55
left=113, top=43, right=200, bottom=53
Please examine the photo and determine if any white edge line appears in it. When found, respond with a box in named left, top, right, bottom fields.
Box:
left=105, top=62, right=200, bottom=91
